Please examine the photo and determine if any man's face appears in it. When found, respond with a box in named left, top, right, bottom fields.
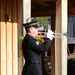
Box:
left=29, top=27, right=38, bottom=37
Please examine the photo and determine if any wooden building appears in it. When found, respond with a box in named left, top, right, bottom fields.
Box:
left=0, top=0, right=75, bottom=75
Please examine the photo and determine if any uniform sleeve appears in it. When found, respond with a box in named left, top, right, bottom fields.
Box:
left=27, top=38, right=51, bottom=52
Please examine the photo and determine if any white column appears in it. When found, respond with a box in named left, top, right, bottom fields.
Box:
left=23, top=0, right=31, bottom=23
left=61, top=0, right=67, bottom=75
left=55, top=0, right=67, bottom=75
left=23, top=0, right=31, bottom=36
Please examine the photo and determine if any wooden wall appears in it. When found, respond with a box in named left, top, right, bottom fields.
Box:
left=18, top=0, right=23, bottom=75
left=0, top=0, right=18, bottom=75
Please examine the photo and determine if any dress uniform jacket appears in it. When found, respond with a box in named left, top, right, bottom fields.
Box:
left=22, top=34, right=51, bottom=75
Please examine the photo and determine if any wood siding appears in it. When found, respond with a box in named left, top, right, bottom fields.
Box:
left=0, top=0, right=18, bottom=75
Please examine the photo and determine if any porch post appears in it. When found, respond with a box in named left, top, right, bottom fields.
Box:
left=23, top=0, right=31, bottom=36
left=55, top=0, right=67, bottom=75
left=23, top=0, right=31, bottom=23
left=51, top=15, right=55, bottom=75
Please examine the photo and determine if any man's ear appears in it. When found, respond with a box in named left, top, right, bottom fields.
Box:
left=29, top=27, right=32, bottom=32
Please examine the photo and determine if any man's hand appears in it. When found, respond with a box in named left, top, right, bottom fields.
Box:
left=46, top=30, right=54, bottom=40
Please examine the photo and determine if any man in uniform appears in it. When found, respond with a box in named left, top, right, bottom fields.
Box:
left=22, top=18, right=54, bottom=75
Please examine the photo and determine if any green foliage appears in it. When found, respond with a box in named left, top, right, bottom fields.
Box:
left=19, top=49, right=23, bottom=57
left=20, top=36, right=24, bottom=41
left=35, top=36, right=43, bottom=44
left=19, top=36, right=24, bottom=57
left=32, top=17, right=50, bottom=30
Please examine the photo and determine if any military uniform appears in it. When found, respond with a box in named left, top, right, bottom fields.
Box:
left=22, top=34, right=51, bottom=75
